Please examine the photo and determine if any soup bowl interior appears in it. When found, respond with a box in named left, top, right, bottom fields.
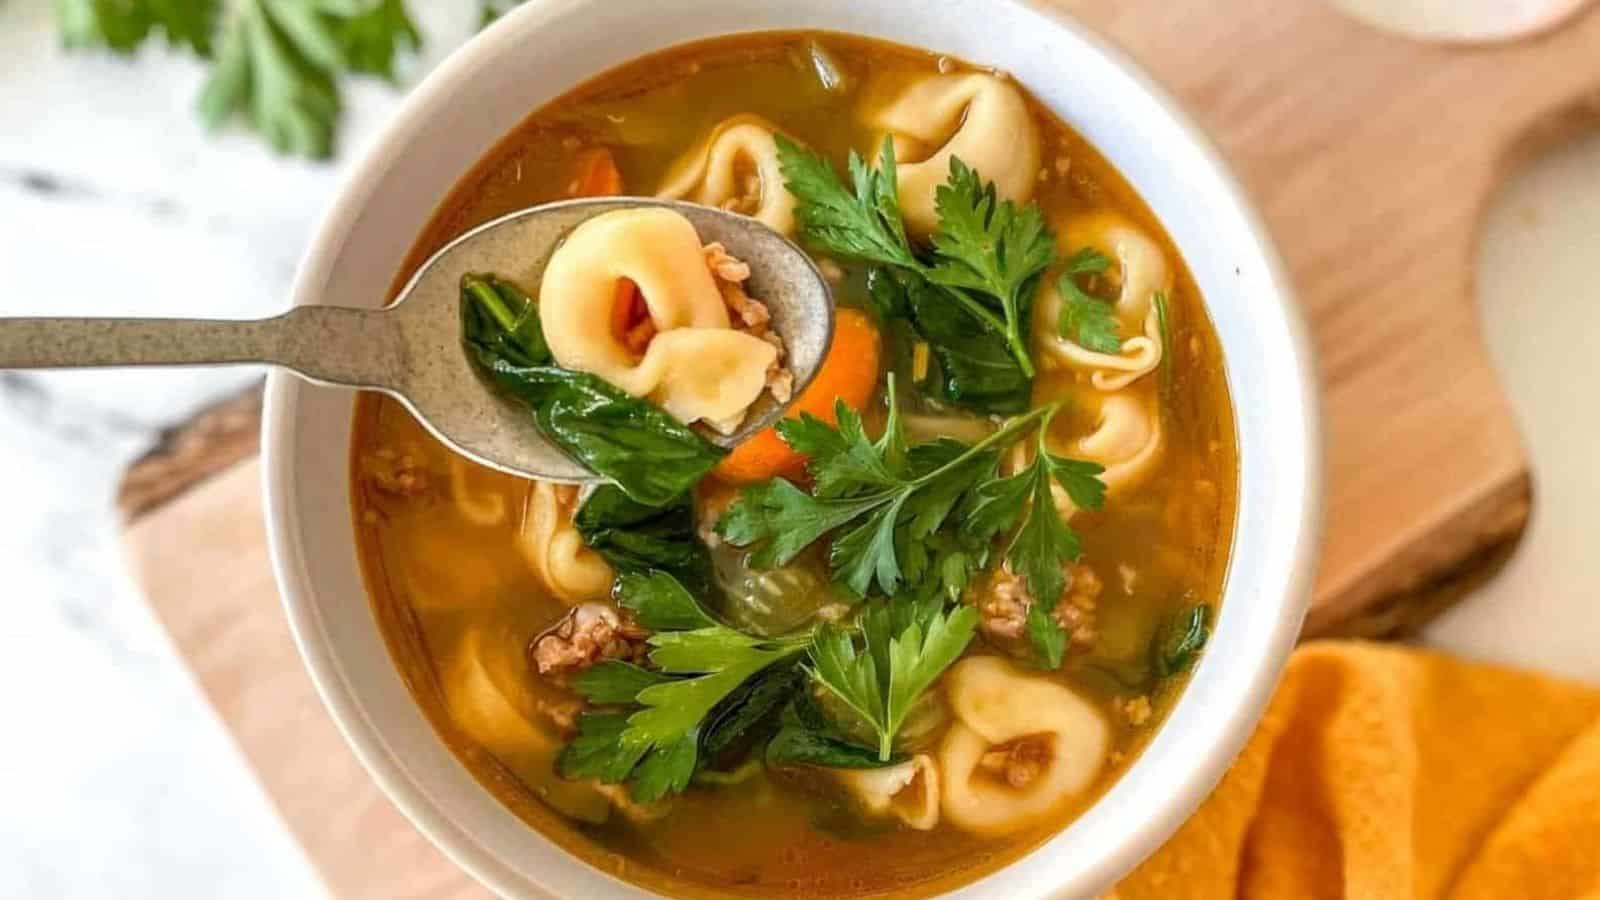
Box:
left=262, top=0, right=1321, bottom=896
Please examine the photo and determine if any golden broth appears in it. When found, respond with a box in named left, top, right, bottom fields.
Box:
left=352, top=31, right=1237, bottom=898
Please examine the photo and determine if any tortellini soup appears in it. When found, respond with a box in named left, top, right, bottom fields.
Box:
left=353, top=32, right=1236, bottom=898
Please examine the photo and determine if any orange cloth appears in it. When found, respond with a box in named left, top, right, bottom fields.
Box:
left=1115, top=641, right=1600, bottom=900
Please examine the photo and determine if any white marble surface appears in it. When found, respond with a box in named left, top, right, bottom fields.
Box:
left=0, top=2, right=478, bottom=896
left=0, top=0, right=1596, bottom=896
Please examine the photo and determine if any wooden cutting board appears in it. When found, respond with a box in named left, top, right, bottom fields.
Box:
left=118, top=2, right=1600, bottom=895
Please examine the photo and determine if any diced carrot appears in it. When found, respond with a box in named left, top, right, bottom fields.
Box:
left=569, top=146, right=624, bottom=197
left=715, top=308, right=882, bottom=485
left=610, top=278, right=642, bottom=342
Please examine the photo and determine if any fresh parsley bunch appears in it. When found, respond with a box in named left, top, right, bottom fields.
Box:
left=559, top=570, right=984, bottom=797
left=808, top=595, right=978, bottom=760
left=558, top=572, right=812, bottom=802
left=717, top=380, right=1106, bottom=665
left=775, top=135, right=1056, bottom=393
left=56, top=0, right=433, bottom=158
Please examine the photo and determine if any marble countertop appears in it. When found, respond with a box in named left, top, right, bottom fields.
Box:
left=0, top=2, right=1595, bottom=896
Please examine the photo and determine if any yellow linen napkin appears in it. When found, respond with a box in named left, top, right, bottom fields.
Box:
left=1115, top=641, right=1600, bottom=900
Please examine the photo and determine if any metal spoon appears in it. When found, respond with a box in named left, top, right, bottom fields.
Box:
left=0, top=198, right=835, bottom=483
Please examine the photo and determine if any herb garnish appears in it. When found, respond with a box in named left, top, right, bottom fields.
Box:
left=1056, top=247, right=1122, bottom=353
left=964, top=411, right=1107, bottom=665
left=460, top=273, right=726, bottom=506
left=766, top=691, right=904, bottom=770
left=717, top=377, right=1059, bottom=598
left=558, top=572, right=811, bottom=802
left=807, top=595, right=979, bottom=760
left=775, top=135, right=1051, bottom=381
left=574, top=485, right=710, bottom=593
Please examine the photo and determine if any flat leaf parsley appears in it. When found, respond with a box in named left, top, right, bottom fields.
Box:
left=558, top=572, right=810, bottom=802
left=775, top=135, right=1051, bottom=378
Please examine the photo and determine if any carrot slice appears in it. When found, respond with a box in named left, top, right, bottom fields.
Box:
left=609, top=278, right=642, bottom=341
left=570, top=146, right=623, bottom=197
left=715, top=308, right=882, bottom=485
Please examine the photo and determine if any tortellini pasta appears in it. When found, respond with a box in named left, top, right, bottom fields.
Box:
left=443, top=625, right=549, bottom=755
left=937, top=656, right=1109, bottom=837
left=1069, top=392, right=1163, bottom=498
left=657, top=115, right=799, bottom=235
left=539, top=208, right=779, bottom=432
left=518, top=482, right=614, bottom=605
left=449, top=456, right=508, bottom=527
left=868, top=73, right=1040, bottom=236
left=442, top=626, right=612, bottom=823
left=833, top=754, right=941, bottom=831
left=1029, top=391, right=1163, bottom=519
left=1038, top=214, right=1170, bottom=391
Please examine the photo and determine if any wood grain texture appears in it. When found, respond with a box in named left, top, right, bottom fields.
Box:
left=1062, top=0, right=1600, bottom=625
left=122, top=460, right=488, bottom=900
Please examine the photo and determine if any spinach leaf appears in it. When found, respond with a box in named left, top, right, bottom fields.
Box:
left=461, top=274, right=726, bottom=506
left=700, top=661, right=805, bottom=763
left=765, top=692, right=902, bottom=770
left=875, top=269, right=1031, bottom=415
left=557, top=572, right=812, bottom=802
left=461, top=273, right=549, bottom=366
left=1153, top=603, right=1211, bottom=677
left=575, top=485, right=711, bottom=592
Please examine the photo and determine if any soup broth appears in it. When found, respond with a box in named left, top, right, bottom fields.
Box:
left=352, top=31, right=1237, bottom=898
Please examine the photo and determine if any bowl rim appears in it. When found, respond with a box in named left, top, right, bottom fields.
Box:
left=262, top=1, right=1323, bottom=897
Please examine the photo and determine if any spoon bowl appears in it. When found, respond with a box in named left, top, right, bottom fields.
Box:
left=0, top=198, right=835, bottom=483
left=386, top=198, right=835, bottom=483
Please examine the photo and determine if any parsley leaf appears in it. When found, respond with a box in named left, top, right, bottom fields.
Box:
left=57, top=0, right=219, bottom=54
left=924, top=157, right=1055, bottom=377
left=717, top=379, right=1050, bottom=598
left=1056, top=247, right=1122, bottom=353
left=557, top=572, right=810, bottom=803
left=964, top=415, right=1106, bottom=666
left=807, top=596, right=979, bottom=760
left=774, top=138, right=1046, bottom=380
left=765, top=692, right=901, bottom=770
left=774, top=134, right=917, bottom=272
left=877, top=268, right=1032, bottom=414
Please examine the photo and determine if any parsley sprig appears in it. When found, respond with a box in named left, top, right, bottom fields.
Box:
left=775, top=135, right=1051, bottom=376
left=558, top=572, right=809, bottom=802
left=717, top=377, right=1055, bottom=598
left=807, top=596, right=979, bottom=760
left=1056, top=247, right=1122, bottom=353
left=57, top=0, right=424, bottom=159
left=964, top=410, right=1106, bottom=665
left=717, top=380, right=1106, bottom=665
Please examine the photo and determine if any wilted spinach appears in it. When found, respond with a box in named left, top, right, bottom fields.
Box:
left=460, top=273, right=726, bottom=506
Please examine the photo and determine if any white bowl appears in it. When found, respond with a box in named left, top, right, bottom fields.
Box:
left=262, top=1, right=1322, bottom=897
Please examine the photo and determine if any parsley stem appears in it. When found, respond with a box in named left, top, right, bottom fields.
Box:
left=463, top=275, right=519, bottom=333
left=905, top=401, right=1057, bottom=489
left=926, top=281, right=1036, bottom=378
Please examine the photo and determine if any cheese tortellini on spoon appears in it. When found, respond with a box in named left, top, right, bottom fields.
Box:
left=657, top=115, right=799, bottom=236
left=937, top=656, right=1110, bottom=836
left=1038, top=214, right=1171, bottom=391
left=868, top=72, right=1041, bottom=236
left=538, top=207, right=779, bottom=432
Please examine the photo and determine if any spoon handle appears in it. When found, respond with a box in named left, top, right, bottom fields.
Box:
left=0, top=306, right=402, bottom=390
